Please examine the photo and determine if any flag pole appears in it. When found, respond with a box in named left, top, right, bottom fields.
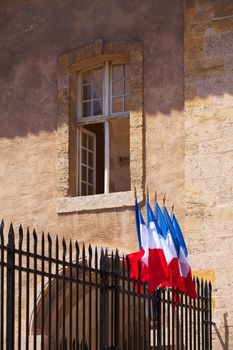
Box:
left=171, top=203, right=174, bottom=213
left=163, top=194, right=166, bottom=206
left=146, top=187, right=149, bottom=200
left=134, top=186, right=137, bottom=199
left=154, top=190, right=158, bottom=202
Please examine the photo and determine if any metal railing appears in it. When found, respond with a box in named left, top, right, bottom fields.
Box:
left=0, top=221, right=212, bottom=349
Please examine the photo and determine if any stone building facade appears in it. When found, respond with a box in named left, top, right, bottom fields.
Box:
left=0, top=0, right=233, bottom=348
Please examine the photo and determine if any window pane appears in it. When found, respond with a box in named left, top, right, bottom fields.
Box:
left=93, top=67, right=103, bottom=82
left=82, top=84, right=92, bottom=100
left=112, top=80, right=124, bottom=97
left=88, top=168, right=94, bottom=184
left=81, top=182, right=87, bottom=196
left=83, top=101, right=92, bottom=117
left=88, top=151, right=94, bottom=167
left=112, top=65, right=124, bottom=80
left=82, top=70, right=92, bottom=84
left=88, top=135, right=94, bottom=151
left=125, top=78, right=130, bottom=95
left=113, top=97, right=123, bottom=113
left=88, top=185, right=94, bottom=195
left=93, top=83, right=103, bottom=99
left=82, top=133, right=87, bottom=147
left=81, top=166, right=87, bottom=181
left=93, top=99, right=102, bottom=116
left=82, top=149, right=87, bottom=163
left=124, top=95, right=130, bottom=111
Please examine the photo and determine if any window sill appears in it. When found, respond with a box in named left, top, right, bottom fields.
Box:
left=57, top=190, right=143, bottom=214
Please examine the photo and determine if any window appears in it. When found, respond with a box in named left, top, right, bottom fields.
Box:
left=76, top=60, right=131, bottom=196
left=57, top=40, right=143, bottom=212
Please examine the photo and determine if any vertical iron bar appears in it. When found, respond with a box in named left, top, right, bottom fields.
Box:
left=69, top=241, right=73, bottom=350
left=62, top=239, right=67, bottom=350
left=100, top=248, right=106, bottom=350
left=88, top=245, right=92, bottom=350
left=152, top=294, right=156, bottom=350
left=82, top=244, right=86, bottom=350
left=132, top=277, right=136, bottom=350
left=0, top=221, right=4, bottom=350
left=6, top=223, right=15, bottom=350
left=75, top=242, right=80, bottom=350
left=55, top=236, right=59, bottom=350
left=180, top=292, right=184, bottom=350
left=114, top=250, right=120, bottom=350
left=209, top=283, right=212, bottom=350
left=111, top=251, right=114, bottom=347
left=26, top=228, right=30, bottom=350
left=18, top=226, right=23, bottom=350
left=201, top=280, right=204, bottom=350
left=41, top=233, right=45, bottom=350
left=137, top=261, right=141, bottom=350
left=47, top=234, right=52, bottom=350
left=105, top=249, right=109, bottom=348
left=143, top=283, right=146, bottom=350
left=148, top=292, right=151, bottom=350
left=189, top=294, right=193, bottom=350
left=33, top=229, right=38, bottom=350
left=94, top=247, right=98, bottom=350
left=157, top=289, right=161, bottom=350
left=162, top=288, right=165, bottom=350
left=172, top=289, right=175, bottom=350
left=185, top=292, right=188, bottom=350
left=197, top=278, right=201, bottom=350
left=176, top=289, right=180, bottom=350
left=204, top=282, right=209, bottom=350
left=122, top=255, right=126, bottom=350
left=127, top=258, right=130, bottom=350
left=193, top=279, right=197, bottom=350
left=167, top=288, right=171, bottom=350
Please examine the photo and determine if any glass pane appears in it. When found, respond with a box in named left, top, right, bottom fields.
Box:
left=93, top=99, right=102, bottom=116
left=82, top=84, right=92, bottom=100
left=125, top=78, right=130, bottom=95
left=93, top=67, right=103, bottom=82
left=88, top=151, right=94, bottom=167
left=112, top=65, right=124, bottom=80
left=112, top=97, right=123, bottom=113
left=88, top=135, right=94, bottom=151
left=124, top=95, right=130, bottom=111
left=82, top=133, right=87, bottom=147
left=82, top=149, right=87, bottom=163
left=88, top=168, right=94, bottom=184
left=81, top=166, right=87, bottom=181
left=125, top=64, right=129, bottom=78
left=83, top=101, right=92, bottom=117
left=112, top=80, right=124, bottom=97
left=81, top=182, right=87, bottom=196
left=93, top=83, right=103, bottom=99
left=88, top=185, right=94, bottom=195
left=82, top=70, right=92, bottom=84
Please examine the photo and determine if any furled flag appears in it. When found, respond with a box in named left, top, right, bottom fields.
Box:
left=155, top=202, right=182, bottom=290
left=126, top=198, right=149, bottom=282
left=146, top=200, right=170, bottom=294
left=169, top=209, right=197, bottom=299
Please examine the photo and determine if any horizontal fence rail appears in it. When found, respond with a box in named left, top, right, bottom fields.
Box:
left=0, top=221, right=212, bottom=350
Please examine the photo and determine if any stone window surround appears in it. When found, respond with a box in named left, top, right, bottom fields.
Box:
left=57, top=39, right=144, bottom=213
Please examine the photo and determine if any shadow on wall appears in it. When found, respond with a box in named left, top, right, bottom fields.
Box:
left=214, top=312, right=229, bottom=350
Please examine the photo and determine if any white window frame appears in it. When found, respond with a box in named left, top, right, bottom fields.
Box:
left=78, top=127, right=96, bottom=196
left=76, top=59, right=130, bottom=196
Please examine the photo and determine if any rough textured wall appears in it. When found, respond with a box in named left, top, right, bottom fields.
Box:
left=0, top=0, right=184, bottom=252
left=184, top=0, right=233, bottom=348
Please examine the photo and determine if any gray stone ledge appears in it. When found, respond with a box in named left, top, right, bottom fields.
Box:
left=57, top=190, right=143, bottom=214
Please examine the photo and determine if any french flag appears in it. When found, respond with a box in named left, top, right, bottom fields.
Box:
left=171, top=211, right=197, bottom=299
left=146, top=200, right=170, bottom=294
left=155, top=203, right=182, bottom=290
left=126, top=199, right=149, bottom=282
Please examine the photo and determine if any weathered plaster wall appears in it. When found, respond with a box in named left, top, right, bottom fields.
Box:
left=184, top=1, right=233, bottom=348
left=0, top=0, right=184, bottom=253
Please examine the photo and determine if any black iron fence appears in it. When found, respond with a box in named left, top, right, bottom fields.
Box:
left=0, top=221, right=212, bottom=349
